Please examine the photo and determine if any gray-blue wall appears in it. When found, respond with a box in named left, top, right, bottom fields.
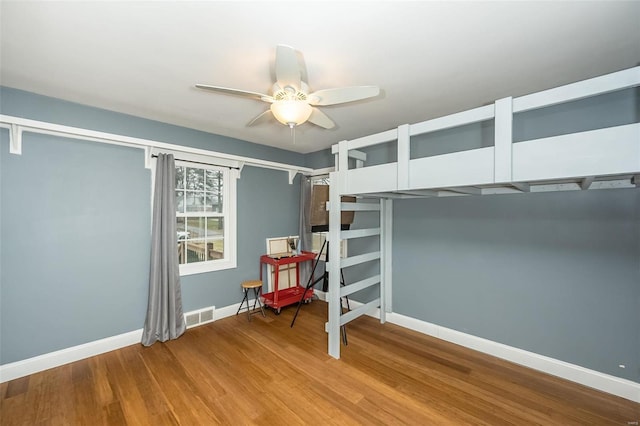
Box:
left=393, top=190, right=639, bottom=382
left=1, top=133, right=151, bottom=363
left=0, top=88, right=303, bottom=364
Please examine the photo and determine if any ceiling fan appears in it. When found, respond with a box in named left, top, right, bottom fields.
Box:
left=195, top=45, right=380, bottom=129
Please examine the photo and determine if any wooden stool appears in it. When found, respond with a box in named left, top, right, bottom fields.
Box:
left=236, top=280, right=265, bottom=321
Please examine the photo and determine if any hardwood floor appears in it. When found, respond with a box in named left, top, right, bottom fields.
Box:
left=2, top=301, right=639, bottom=425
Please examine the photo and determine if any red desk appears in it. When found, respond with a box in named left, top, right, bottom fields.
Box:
left=260, top=251, right=316, bottom=314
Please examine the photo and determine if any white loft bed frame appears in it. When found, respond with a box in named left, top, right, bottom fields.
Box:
left=326, top=66, right=640, bottom=359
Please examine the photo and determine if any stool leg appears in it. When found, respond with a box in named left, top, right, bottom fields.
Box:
left=246, top=288, right=252, bottom=321
left=236, top=288, right=249, bottom=317
left=253, top=287, right=266, bottom=318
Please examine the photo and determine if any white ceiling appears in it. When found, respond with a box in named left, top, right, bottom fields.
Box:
left=1, top=1, right=639, bottom=154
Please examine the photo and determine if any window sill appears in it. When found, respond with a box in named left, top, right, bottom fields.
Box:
left=179, top=259, right=237, bottom=276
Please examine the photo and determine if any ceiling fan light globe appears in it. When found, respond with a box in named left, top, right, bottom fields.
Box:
left=270, top=100, right=312, bottom=127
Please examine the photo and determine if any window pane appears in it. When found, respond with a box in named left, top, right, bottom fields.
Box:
left=186, top=168, right=204, bottom=190
left=206, top=217, right=224, bottom=239
left=175, top=166, right=185, bottom=189
left=206, top=193, right=223, bottom=213
left=187, top=217, right=205, bottom=239
left=207, top=239, right=224, bottom=261
left=207, top=218, right=224, bottom=260
left=185, top=240, right=206, bottom=264
left=205, top=169, right=222, bottom=190
left=177, top=241, right=186, bottom=264
left=177, top=217, right=187, bottom=239
left=185, top=191, right=205, bottom=212
left=176, top=190, right=185, bottom=213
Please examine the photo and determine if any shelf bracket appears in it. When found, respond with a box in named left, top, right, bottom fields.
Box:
left=288, top=170, right=298, bottom=185
left=511, top=182, right=531, bottom=193
left=144, top=146, right=152, bottom=169
left=580, top=176, right=595, bottom=190
left=10, top=124, right=22, bottom=155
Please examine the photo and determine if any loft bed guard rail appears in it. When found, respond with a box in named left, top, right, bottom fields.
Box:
left=331, top=66, right=639, bottom=196
left=325, top=66, right=640, bottom=359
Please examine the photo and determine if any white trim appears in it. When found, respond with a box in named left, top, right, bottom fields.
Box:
left=388, top=312, right=640, bottom=403
left=18, top=292, right=621, bottom=402
left=175, top=163, right=238, bottom=275
left=0, top=114, right=312, bottom=179
left=0, top=329, right=143, bottom=383
left=151, top=147, right=240, bottom=169
left=308, top=166, right=334, bottom=177
left=343, top=299, right=640, bottom=403
left=0, top=298, right=254, bottom=383
left=10, top=124, right=22, bottom=154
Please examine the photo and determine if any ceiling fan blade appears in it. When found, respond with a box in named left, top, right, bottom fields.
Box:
left=307, top=107, right=335, bottom=129
left=247, top=110, right=273, bottom=126
left=195, top=84, right=271, bottom=101
left=307, top=86, right=380, bottom=106
left=275, top=45, right=301, bottom=90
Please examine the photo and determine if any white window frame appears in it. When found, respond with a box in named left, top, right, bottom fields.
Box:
left=175, top=160, right=238, bottom=275
left=150, top=149, right=239, bottom=276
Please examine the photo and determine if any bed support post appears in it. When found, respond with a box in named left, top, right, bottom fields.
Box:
left=380, top=198, right=393, bottom=321
left=328, top=170, right=342, bottom=359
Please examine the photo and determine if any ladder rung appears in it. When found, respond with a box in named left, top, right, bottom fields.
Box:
left=340, top=275, right=380, bottom=297
left=340, top=298, right=380, bottom=325
left=340, top=251, right=381, bottom=268
left=341, top=228, right=380, bottom=240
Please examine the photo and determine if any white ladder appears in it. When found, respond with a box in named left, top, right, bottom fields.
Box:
left=327, top=172, right=393, bottom=359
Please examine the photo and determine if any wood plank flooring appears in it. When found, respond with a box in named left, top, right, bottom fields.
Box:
left=2, top=301, right=639, bottom=425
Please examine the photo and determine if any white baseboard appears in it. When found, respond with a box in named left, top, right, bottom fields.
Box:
left=215, top=302, right=243, bottom=320
left=215, top=299, right=261, bottom=320
left=4, top=298, right=638, bottom=403
left=342, top=298, right=639, bottom=403
left=0, top=329, right=143, bottom=383
left=0, top=299, right=260, bottom=383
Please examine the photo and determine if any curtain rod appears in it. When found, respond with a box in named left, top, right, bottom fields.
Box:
left=151, top=154, right=240, bottom=170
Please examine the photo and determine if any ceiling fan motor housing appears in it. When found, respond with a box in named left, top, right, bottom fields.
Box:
left=272, top=82, right=309, bottom=102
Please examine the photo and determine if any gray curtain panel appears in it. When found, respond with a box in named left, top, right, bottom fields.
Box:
left=298, top=176, right=313, bottom=286
left=141, top=153, right=186, bottom=346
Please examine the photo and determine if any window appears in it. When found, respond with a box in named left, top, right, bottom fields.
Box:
left=309, top=175, right=347, bottom=259
left=175, top=161, right=237, bottom=274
